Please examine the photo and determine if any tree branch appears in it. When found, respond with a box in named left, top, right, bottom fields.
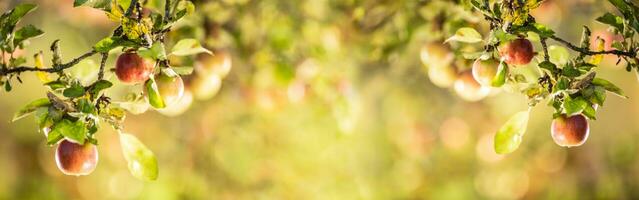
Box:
left=98, top=53, right=108, bottom=80
left=547, top=35, right=636, bottom=57
left=0, top=50, right=97, bottom=75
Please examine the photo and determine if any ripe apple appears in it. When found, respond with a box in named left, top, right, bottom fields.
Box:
left=154, top=74, right=185, bottom=107
left=551, top=114, right=590, bottom=147
left=471, top=58, right=499, bottom=86
left=453, top=71, right=491, bottom=102
left=420, top=43, right=453, bottom=67
left=115, top=52, right=155, bottom=84
left=55, top=139, right=98, bottom=176
left=195, top=51, right=232, bottom=78
left=498, top=38, right=534, bottom=66
left=192, top=74, right=222, bottom=101
left=428, top=64, right=458, bottom=88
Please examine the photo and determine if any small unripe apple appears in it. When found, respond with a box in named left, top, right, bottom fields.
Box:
left=454, top=71, right=491, bottom=102
left=195, top=51, right=232, bottom=78
left=420, top=43, right=453, bottom=67
left=551, top=114, right=590, bottom=147
left=158, top=90, right=193, bottom=117
left=154, top=74, right=185, bottom=107
left=115, top=52, right=155, bottom=84
left=428, top=64, right=458, bottom=88
left=55, top=139, right=98, bottom=176
left=471, top=58, right=499, bottom=86
left=498, top=38, right=534, bottom=66
left=192, top=74, right=222, bottom=101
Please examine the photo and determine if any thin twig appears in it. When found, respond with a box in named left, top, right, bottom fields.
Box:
left=98, top=53, right=108, bottom=80
left=548, top=35, right=636, bottom=57
left=0, top=50, right=97, bottom=75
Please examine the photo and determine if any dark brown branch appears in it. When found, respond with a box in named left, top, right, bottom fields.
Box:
left=0, top=50, right=97, bottom=75
left=548, top=35, right=636, bottom=57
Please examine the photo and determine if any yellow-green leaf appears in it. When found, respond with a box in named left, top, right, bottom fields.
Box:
left=120, top=133, right=158, bottom=181
left=494, top=110, right=530, bottom=154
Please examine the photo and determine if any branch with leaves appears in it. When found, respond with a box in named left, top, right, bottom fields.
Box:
left=435, top=0, right=639, bottom=154
left=0, top=0, right=218, bottom=180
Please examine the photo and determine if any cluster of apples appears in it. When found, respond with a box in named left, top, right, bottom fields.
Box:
left=422, top=38, right=589, bottom=147
left=52, top=51, right=231, bottom=176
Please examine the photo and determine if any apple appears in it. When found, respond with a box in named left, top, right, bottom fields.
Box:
left=472, top=58, right=499, bottom=86
left=55, top=139, right=98, bottom=176
left=551, top=114, right=590, bottom=147
left=115, top=52, right=155, bottom=84
left=194, top=51, right=232, bottom=78
left=428, top=64, right=458, bottom=88
left=158, top=90, right=193, bottom=117
left=453, top=71, right=491, bottom=102
left=420, top=43, right=453, bottom=67
left=154, top=74, right=185, bottom=107
left=192, top=74, right=222, bottom=101
left=498, top=38, right=534, bottom=66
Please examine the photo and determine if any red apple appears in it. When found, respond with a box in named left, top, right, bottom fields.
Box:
left=551, top=114, right=590, bottom=147
left=453, top=71, right=490, bottom=102
left=115, top=52, right=155, bottom=84
left=55, top=139, right=98, bottom=176
left=498, top=38, right=534, bottom=66
left=471, top=58, right=499, bottom=86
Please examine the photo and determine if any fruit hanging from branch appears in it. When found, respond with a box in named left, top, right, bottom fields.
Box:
left=0, top=0, right=228, bottom=180
left=429, top=0, right=639, bottom=153
left=551, top=114, right=590, bottom=147
left=55, top=139, right=98, bottom=176
left=115, top=52, right=155, bottom=84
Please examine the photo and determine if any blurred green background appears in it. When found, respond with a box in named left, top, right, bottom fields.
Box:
left=2, top=0, right=639, bottom=199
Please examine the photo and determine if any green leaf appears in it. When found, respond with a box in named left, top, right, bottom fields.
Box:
left=77, top=99, right=95, bottom=114
left=494, top=110, right=530, bottom=154
left=513, top=23, right=555, bottom=37
left=555, top=77, right=570, bottom=91
left=74, top=0, right=90, bottom=7
left=5, top=4, right=37, bottom=26
left=591, top=86, right=606, bottom=105
left=145, top=76, right=165, bottom=109
left=583, top=104, right=597, bottom=120
left=13, top=25, right=44, bottom=46
left=94, top=37, right=137, bottom=53
left=63, top=83, right=86, bottom=98
left=88, top=80, right=113, bottom=96
left=13, top=98, right=51, bottom=122
left=592, top=78, right=628, bottom=98
left=563, top=97, right=588, bottom=116
left=562, top=64, right=581, bottom=77
left=491, top=62, right=507, bottom=87
left=45, top=80, right=67, bottom=90
left=170, top=39, right=212, bottom=56
left=120, top=133, right=159, bottom=181
left=47, top=126, right=64, bottom=145
left=50, top=119, right=87, bottom=144
left=538, top=61, right=557, bottom=72
left=596, top=12, right=624, bottom=31
left=445, top=27, right=483, bottom=43
left=138, top=42, right=167, bottom=60
left=171, top=66, right=194, bottom=75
